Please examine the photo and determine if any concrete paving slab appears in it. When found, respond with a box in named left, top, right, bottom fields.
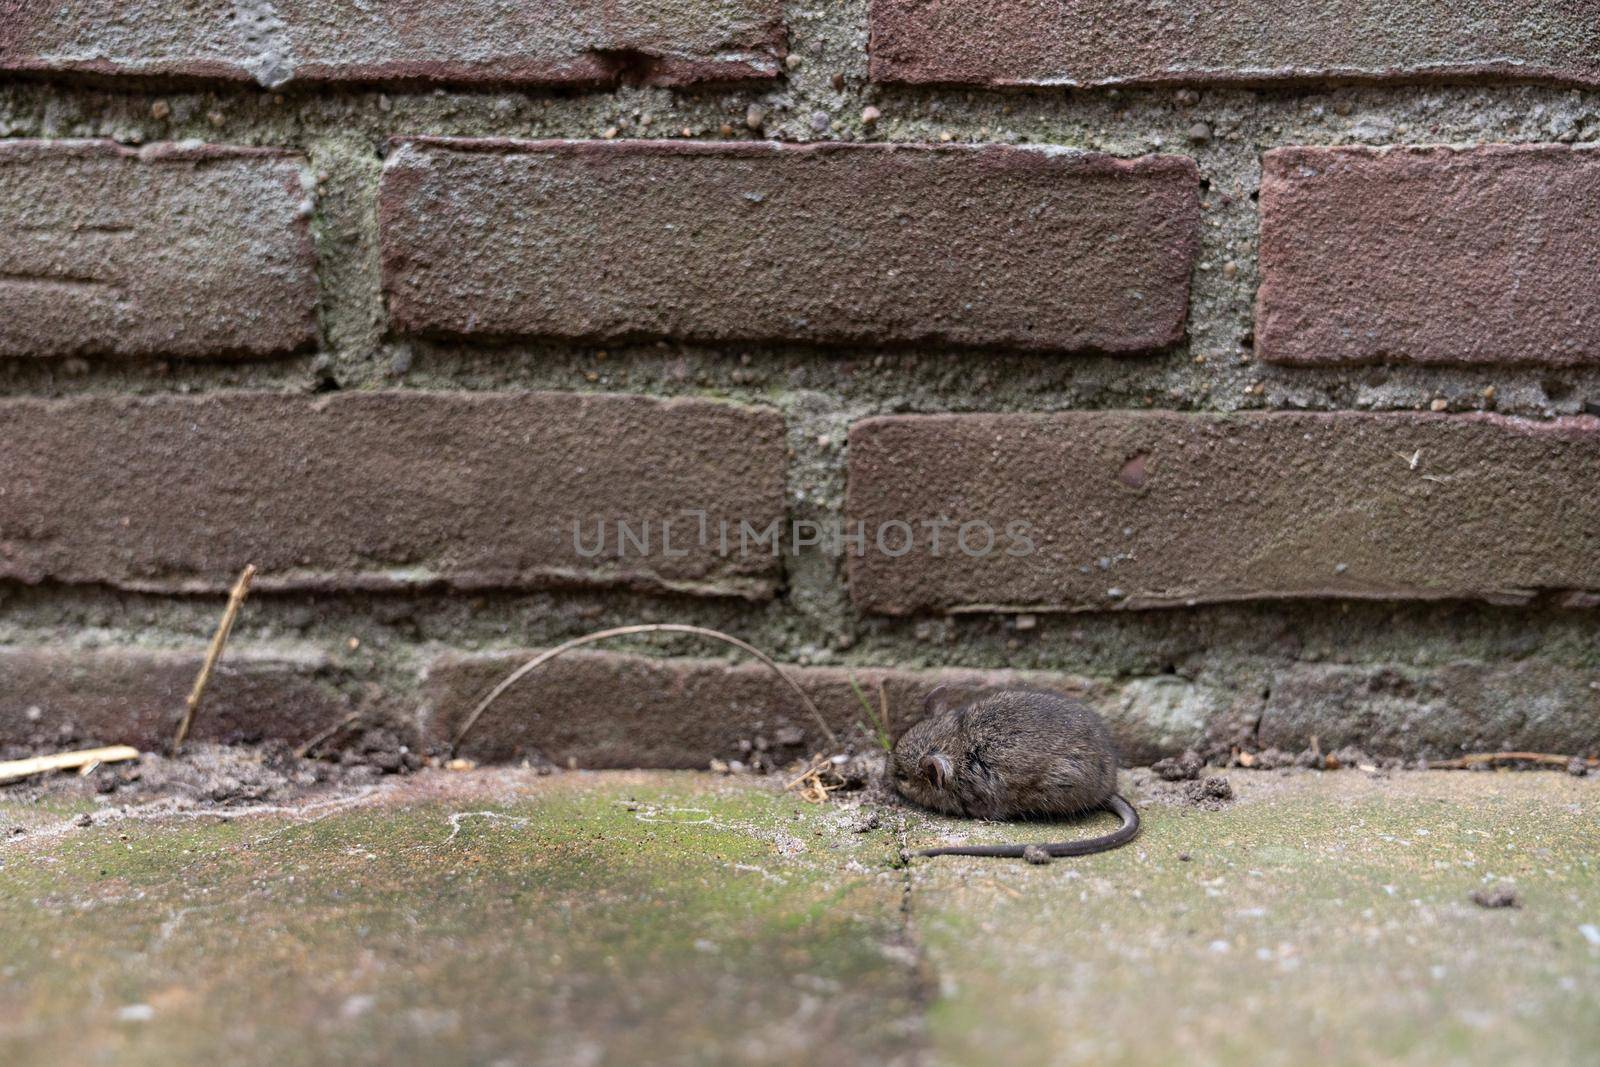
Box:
left=1, top=768, right=1595, bottom=1066
left=910, top=770, right=1600, bottom=1067
left=0, top=772, right=918, bottom=1067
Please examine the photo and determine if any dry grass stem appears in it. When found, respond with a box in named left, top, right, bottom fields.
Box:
left=172, top=564, right=257, bottom=752
left=0, top=745, right=140, bottom=785
left=452, top=624, right=837, bottom=755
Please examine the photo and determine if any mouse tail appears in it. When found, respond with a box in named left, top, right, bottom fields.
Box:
left=914, top=793, right=1141, bottom=859
left=1039, top=793, right=1140, bottom=857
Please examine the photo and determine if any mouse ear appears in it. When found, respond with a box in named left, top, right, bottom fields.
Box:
left=922, top=685, right=951, bottom=715
left=919, top=753, right=952, bottom=789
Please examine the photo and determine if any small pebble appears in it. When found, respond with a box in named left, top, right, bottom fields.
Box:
left=861, top=105, right=882, bottom=126
left=1568, top=757, right=1590, bottom=777
left=1022, top=845, right=1053, bottom=865
left=1153, top=750, right=1204, bottom=781
left=1184, top=775, right=1233, bottom=804
left=73, top=813, right=93, bottom=827
left=1470, top=883, right=1522, bottom=909
left=1187, top=121, right=1212, bottom=144
left=1178, top=853, right=1192, bottom=862
left=785, top=53, right=802, bottom=72
left=809, top=111, right=831, bottom=133
left=831, top=72, right=846, bottom=91
left=745, top=104, right=766, bottom=131
left=1430, top=398, right=1450, bottom=412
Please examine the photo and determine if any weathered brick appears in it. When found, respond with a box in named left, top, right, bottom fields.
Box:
left=0, top=140, right=316, bottom=360
left=0, top=392, right=786, bottom=598
left=1258, top=145, right=1600, bottom=367
left=380, top=139, right=1200, bottom=355
left=0, top=646, right=350, bottom=750
left=846, top=412, right=1600, bottom=614
left=1257, top=661, right=1600, bottom=759
left=869, top=1, right=1600, bottom=88
left=0, top=0, right=784, bottom=88
left=423, top=650, right=1220, bottom=766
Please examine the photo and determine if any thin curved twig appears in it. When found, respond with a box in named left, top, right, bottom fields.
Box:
left=173, top=563, right=256, bottom=752
left=294, top=711, right=366, bottom=760
left=450, top=624, right=838, bottom=756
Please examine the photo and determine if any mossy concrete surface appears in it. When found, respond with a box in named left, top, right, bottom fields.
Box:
left=0, top=772, right=918, bottom=1067
left=911, top=770, right=1600, bottom=1067
left=2, top=769, right=1597, bottom=1066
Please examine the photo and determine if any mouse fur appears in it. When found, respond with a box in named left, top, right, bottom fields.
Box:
left=890, top=687, right=1140, bottom=859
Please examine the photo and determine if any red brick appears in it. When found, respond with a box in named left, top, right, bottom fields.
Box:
left=0, top=392, right=786, bottom=598
left=0, top=140, right=316, bottom=360
left=869, top=1, right=1600, bottom=88
left=423, top=650, right=1218, bottom=766
left=1258, top=145, right=1600, bottom=367
left=0, top=646, right=350, bottom=750
left=379, top=139, right=1200, bottom=355
left=0, top=0, right=784, bottom=88
left=845, top=411, right=1600, bottom=614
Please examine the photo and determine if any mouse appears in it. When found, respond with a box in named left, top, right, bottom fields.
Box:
left=889, top=686, right=1140, bottom=860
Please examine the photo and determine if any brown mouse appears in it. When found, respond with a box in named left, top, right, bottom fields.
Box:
left=890, top=687, right=1140, bottom=860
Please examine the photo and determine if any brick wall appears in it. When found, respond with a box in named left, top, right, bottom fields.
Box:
left=2, top=3, right=1597, bottom=765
